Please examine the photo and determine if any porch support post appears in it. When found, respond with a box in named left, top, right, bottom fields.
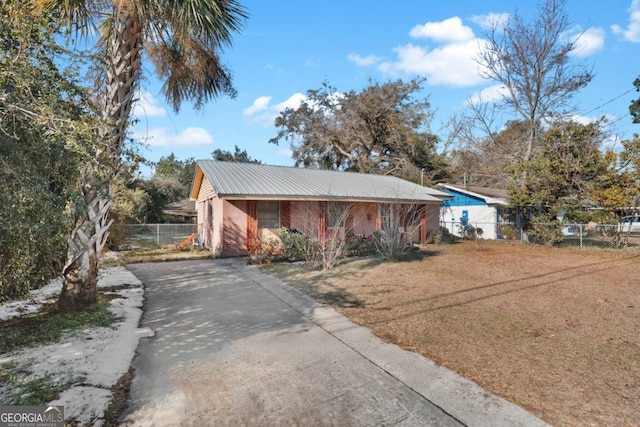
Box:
left=246, top=200, right=258, bottom=252
left=420, top=204, right=427, bottom=243
left=318, top=202, right=327, bottom=241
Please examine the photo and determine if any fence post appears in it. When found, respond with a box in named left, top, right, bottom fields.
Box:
left=579, top=224, right=583, bottom=250
left=156, top=224, right=160, bottom=246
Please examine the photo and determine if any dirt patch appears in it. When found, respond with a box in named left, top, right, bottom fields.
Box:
left=261, top=242, right=640, bottom=426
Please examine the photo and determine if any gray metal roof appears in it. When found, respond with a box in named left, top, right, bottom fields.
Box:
left=163, top=199, right=196, bottom=212
left=197, top=160, right=450, bottom=203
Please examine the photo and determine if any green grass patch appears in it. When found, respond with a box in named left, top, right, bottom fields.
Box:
left=0, top=361, right=23, bottom=385
left=3, top=373, right=85, bottom=406
left=0, top=296, right=119, bottom=354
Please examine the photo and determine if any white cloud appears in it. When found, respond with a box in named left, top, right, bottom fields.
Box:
left=566, top=26, right=605, bottom=57
left=611, top=0, right=640, bottom=42
left=466, top=84, right=508, bottom=106
left=409, top=17, right=474, bottom=43
left=571, top=114, right=596, bottom=126
left=305, top=56, right=319, bottom=67
left=136, top=127, right=213, bottom=147
left=276, top=146, right=293, bottom=158
left=470, top=13, right=510, bottom=30
left=379, top=38, right=487, bottom=87
left=351, top=17, right=494, bottom=87
left=347, top=53, right=383, bottom=67
left=243, top=93, right=307, bottom=127
left=242, top=96, right=272, bottom=116
left=276, top=93, right=307, bottom=111
left=132, top=90, right=166, bottom=118
left=571, top=113, right=617, bottom=126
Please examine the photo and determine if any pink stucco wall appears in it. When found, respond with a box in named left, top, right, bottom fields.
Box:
left=197, top=198, right=442, bottom=255
left=197, top=201, right=206, bottom=236
left=210, top=198, right=224, bottom=254
left=198, top=197, right=225, bottom=255
left=223, top=200, right=248, bottom=255
left=424, top=203, right=440, bottom=238
left=289, top=201, right=321, bottom=236
left=350, top=202, right=378, bottom=237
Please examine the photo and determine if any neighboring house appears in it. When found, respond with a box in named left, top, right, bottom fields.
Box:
left=437, top=183, right=519, bottom=240
left=162, top=199, right=197, bottom=223
left=190, top=161, right=451, bottom=256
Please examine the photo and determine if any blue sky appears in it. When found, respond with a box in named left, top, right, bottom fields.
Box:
left=131, top=0, right=640, bottom=176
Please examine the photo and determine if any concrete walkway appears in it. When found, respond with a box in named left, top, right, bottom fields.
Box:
left=121, top=259, right=548, bottom=427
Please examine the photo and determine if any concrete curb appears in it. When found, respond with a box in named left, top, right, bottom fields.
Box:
left=239, top=261, right=550, bottom=427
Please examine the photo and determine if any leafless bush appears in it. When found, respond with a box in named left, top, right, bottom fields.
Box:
left=373, top=203, right=423, bottom=260
left=284, top=202, right=355, bottom=270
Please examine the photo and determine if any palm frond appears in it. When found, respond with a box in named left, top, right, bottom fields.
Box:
left=148, top=37, right=236, bottom=112
left=143, top=0, right=247, bottom=112
left=164, top=0, right=248, bottom=46
left=30, top=0, right=99, bottom=38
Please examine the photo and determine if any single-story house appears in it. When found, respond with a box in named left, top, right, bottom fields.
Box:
left=190, top=160, right=451, bottom=256
left=162, top=199, right=197, bottom=223
left=437, top=183, right=520, bottom=239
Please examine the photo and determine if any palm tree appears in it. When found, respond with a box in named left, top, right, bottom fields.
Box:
left=33, top=0, right=248, bottom=311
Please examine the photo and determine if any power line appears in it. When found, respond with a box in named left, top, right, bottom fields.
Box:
left=600, top=113, right=628, bottom=130
left=583, top=88, right=634, bottom=116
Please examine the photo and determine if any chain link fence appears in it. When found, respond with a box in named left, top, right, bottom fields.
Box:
left=108, top=223, right=200, bottom=250
left=439, top=221, right=640, bottom=251
left=109, top=221, right=639, bottom=252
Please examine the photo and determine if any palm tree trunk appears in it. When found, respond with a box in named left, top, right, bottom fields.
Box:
left=58, top=9, right=142, bottom=312
left=59, top=178, right=113, bottom=311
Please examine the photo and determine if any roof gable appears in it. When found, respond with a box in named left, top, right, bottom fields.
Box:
left=441, top=191, right=488, bottom=208
left=437, top=183, right=508, bottom=206
left=191, top=161, right=451, bottom=203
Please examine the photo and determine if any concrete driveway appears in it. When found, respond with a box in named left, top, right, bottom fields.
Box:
left=120, top=259, right=548, bottom=427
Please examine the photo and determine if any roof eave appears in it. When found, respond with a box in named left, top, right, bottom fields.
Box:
left=218, top=194, right=441, bottom=204
left=189, top=166, right=204, bottom=201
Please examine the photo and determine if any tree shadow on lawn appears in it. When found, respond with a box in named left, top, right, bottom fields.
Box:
left=261, top=249, right=441, bottom=308
left=394, top=247, right=441, bottom=262
left=267, top=262, right=366, bottom=308
left=260, top=256, right=379, bottom=308
left=367, top=252, right=640, bottom=323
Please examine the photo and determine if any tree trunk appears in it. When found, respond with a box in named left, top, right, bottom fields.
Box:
left=58, top=180, right=113, bottom=312
left=58, top=8, right=142, bottom=312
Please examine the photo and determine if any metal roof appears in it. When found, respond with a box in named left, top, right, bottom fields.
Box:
left=163, top=199, right=196, bottom=212
left=437, top=183, right=508, bottom=205
left=195, top=160, right=451, bottom=203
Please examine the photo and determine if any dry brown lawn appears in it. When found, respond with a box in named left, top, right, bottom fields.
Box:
left=260, top=241, right=640, bottom=427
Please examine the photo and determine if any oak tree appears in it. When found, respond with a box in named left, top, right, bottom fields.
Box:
left=269, top=78, right=449, bottom=183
